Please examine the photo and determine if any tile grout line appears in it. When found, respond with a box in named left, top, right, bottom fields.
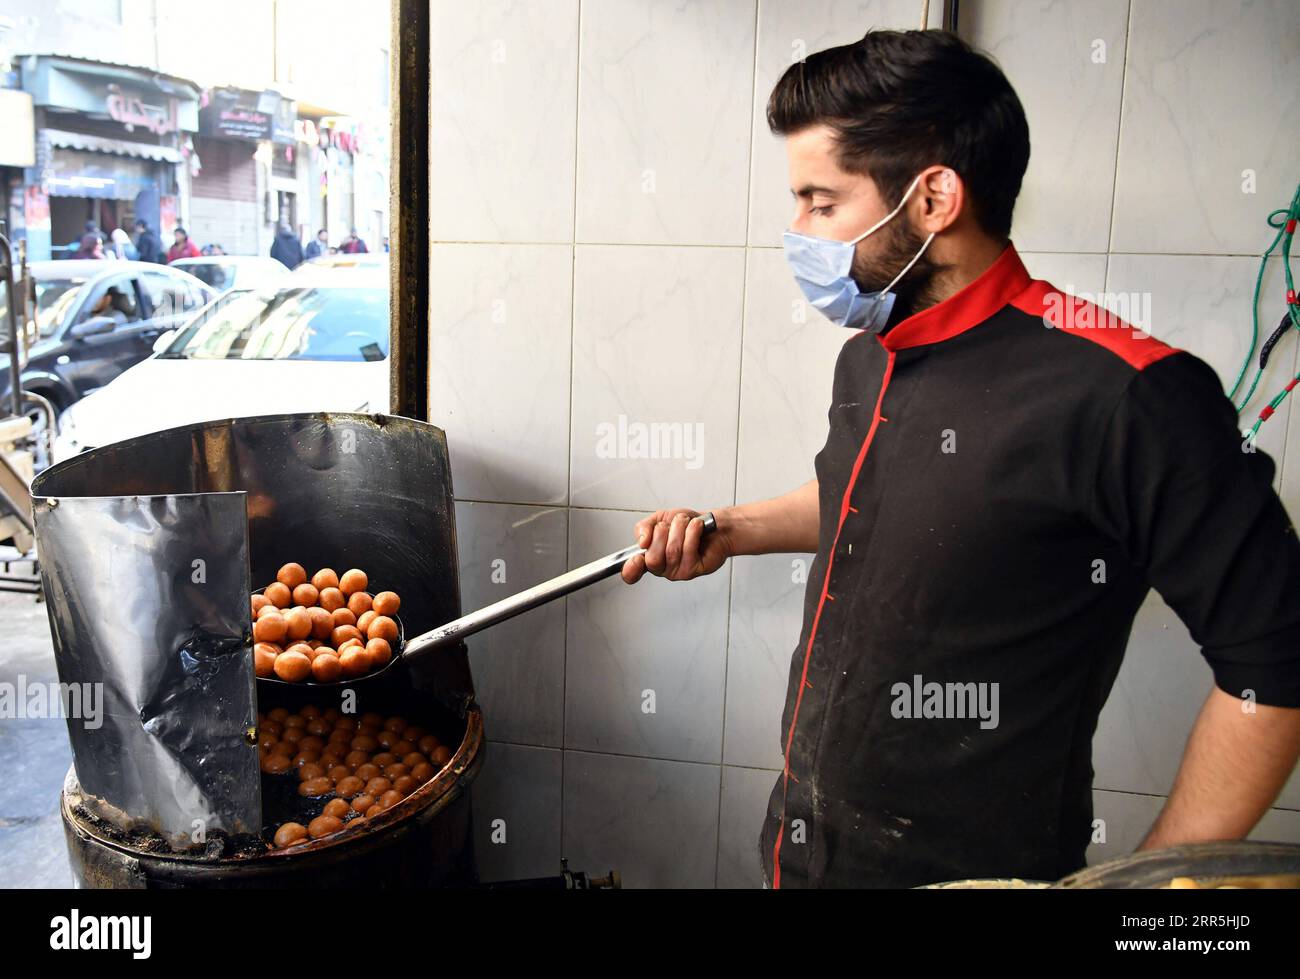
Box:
left=1103, top=0, right=1134, bottom=282
left=425, top=240, right=1279, bottom=260
left=558, top=0, right=586, bottom=869
left=712, top=0, right=763, bottom=890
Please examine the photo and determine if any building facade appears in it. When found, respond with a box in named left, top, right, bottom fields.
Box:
left=0, top=1, right=389, bottom=260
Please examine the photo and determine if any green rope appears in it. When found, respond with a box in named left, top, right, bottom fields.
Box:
left=1227, top=183, right=1300, bottom=439
left=1234, top=180, right=1300, bottom=423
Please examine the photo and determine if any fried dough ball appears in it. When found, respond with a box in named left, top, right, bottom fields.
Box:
left=273, top=650, right=312, bottom=683
left=274, top=822, right=308, bottom=848
left=367, top=616, right=399, bottom=644
left=265, top=582, right=292, bottom=609
left=277, top=563, right=307, bottom=589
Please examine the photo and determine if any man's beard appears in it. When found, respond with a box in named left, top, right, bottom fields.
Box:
left=850, top=218, right=944, bottom=326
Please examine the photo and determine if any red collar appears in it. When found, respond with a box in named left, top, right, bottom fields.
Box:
left=879, top=243, right=1031, bottom=350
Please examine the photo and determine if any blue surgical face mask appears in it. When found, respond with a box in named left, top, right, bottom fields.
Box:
left=782, top=173, right=936, bottom=332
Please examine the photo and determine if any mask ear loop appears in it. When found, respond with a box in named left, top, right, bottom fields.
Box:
left=848, top=172, right=928, bottom=245
left=872, top=231, right=936, bottom=304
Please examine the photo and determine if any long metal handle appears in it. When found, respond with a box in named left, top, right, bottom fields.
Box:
left=404, top=511, right=716, bottom=661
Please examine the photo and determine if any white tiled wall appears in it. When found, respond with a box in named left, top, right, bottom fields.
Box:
left=429, top=0, right=1300, bottom=887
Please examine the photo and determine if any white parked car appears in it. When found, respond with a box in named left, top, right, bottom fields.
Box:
left=168, top=255, right=290, bottom=294
left=53, top=269, right=390, bottom=462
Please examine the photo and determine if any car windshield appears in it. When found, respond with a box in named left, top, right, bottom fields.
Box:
left=159, top=286, right=388, bottom=362
left=0, top=278, right=87, bottom=339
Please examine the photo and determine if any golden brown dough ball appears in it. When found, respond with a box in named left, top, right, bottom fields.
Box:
left=307, top=606, right=334, bottom=640
left=298, top=777, right=332, bottom=797
left=261, top=752, right=292, bottom=775
left=283, top=607, right=312, bottom=641
left=367, top=616, right=399, bottom=644
left=372, top=591, right=401, bottom=616
left=338, top=648, right=369, bottom=680
left=366, top=638, right=392, bottom=669
left=312, top=568, right=339, bottom=591
left=330, top=624, right=363, bottom=648
left=311, top=653, right=342, bottom=683
left=335, top=775, right=365, bottom=798
left=292, top=582, right=319, bottom=607
left=253, top=643, right=278, bottom=678
left=410, top=762, right=435, bottom=783
left=318, top=587, right=346, bottom=612
left=308, top=814, right=343, bottom=839
left=323, top=798, right=351, bottom=820
left=298, top=763, right=325, bottom=782
left=253, top=613, right=287, bottom=644
left=274, top=822, right=308, bottom=848
left=339, top=569, right=368, bottom=596
left=277, top=563, right=308, bottom=589
left=265, top=582, right=292, bottom=609
left=273, top=650, right=312, bottom=683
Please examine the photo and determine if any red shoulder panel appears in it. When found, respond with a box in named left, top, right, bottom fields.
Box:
left=1011, top=279, right=1180, bottom=371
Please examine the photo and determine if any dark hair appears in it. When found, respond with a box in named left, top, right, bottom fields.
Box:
left=134, top=219, right=148, bottom=230
left=174, top=226, right=187, bottom=237
left=766, top=29, right=1030, bottom=238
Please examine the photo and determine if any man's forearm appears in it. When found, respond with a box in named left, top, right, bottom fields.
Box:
left=1139, top=686, right=1300, bottom=850
left=716, top=479, right=819, bottom=556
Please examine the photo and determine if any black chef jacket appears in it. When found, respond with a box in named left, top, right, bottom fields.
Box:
left=759, top=244, right=1300, bottom=889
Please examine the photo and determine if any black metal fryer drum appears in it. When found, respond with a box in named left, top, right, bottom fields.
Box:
left=32, top=412, right=481, bottom=882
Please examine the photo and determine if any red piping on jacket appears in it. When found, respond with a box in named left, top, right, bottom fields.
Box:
left=772, top=347, right=896, bottom=889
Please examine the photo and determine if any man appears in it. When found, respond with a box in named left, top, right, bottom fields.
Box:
left=88, top=285, right=134, bottom=325
left=304, top=229, right=329, bottom=262
left=166, top=226, right=201, bottom=264
left=134, top=219, right=163, bottom=264
left=622, top=30, right=1300, bottom=888
left=270, top=222, right=305, bottom=269
left=340, top=229, right=369, bottom=254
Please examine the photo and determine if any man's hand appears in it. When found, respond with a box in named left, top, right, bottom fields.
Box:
left=621, top=510, right=731, bottom=583
left=1139, top=686, right=1300, bottom=850
left=621, top=480, right=822, bottom=584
